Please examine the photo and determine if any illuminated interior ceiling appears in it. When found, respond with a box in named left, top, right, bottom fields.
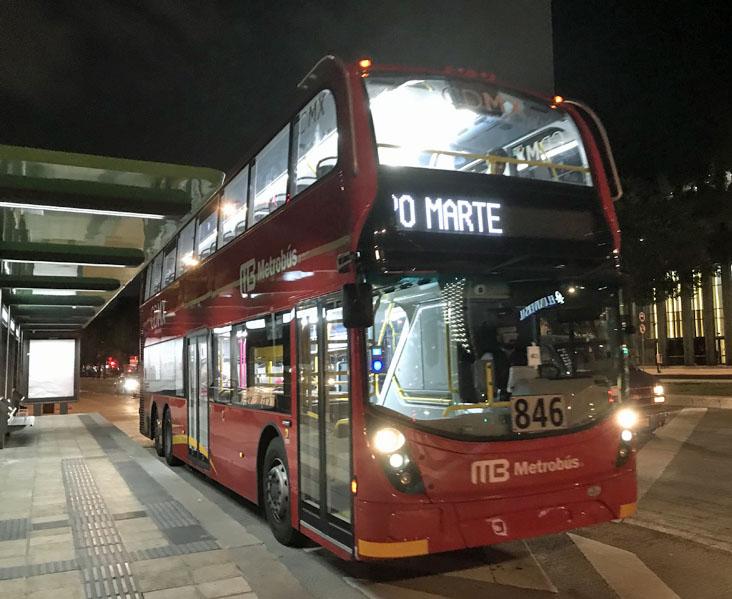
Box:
left=0, top=144, right=224, bottom=332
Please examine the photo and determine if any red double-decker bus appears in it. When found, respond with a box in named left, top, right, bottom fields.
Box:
left=139, top=56, right=637, bottom=560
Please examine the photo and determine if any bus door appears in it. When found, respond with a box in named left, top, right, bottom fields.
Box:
left=296, top=297, right=353, bottom=551
left=186, top=331, right=210, bottom=467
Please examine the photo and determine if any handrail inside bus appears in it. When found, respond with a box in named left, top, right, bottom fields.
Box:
left=298, top=55, right=359, bottom=178
left=563, top=99, right=623, bottom=201
left=376, top=144, right=590, bottom=174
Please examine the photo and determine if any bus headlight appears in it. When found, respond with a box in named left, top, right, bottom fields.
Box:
left=373, top=428, right=405, bottom=454
left=653, top=384, right=664, bottom=396
left=617, top=408, right=637, bottom=429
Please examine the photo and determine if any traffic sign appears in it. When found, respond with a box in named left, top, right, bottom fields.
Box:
left=638, top=311, right=646, bottom=323
left=639, top=323, right=647, bottom=335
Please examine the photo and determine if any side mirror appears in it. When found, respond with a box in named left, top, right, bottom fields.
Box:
left=342, top=283, right=373, bottom=328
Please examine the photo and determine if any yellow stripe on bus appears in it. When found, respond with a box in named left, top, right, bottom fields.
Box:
left=357, top=538, right=429, bottom=558
left=619, top=502, right=637, bottom=518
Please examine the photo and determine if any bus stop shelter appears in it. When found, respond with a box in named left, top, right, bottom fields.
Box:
left=0, top=144, right=224, bottom=448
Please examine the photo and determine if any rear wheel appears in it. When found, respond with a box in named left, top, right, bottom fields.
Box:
left=163, top=408, right=181, bottom=467
left=152, top=407, right=164, bottom=457
left=263, top=437, right=301, bottom=545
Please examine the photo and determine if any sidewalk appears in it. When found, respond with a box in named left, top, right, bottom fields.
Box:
left=0, top=413, right=311, bottom=599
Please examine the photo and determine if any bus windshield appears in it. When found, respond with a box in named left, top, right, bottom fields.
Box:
left=367, top=276, right=621, bottom=440
left=364, top=74, right=592, bottom=187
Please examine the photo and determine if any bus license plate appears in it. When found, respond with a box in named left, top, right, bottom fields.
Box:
left=511, top=395, right=566, bottom=433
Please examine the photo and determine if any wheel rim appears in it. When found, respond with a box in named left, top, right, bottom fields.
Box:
left=266, top=459, right=289, bottom=523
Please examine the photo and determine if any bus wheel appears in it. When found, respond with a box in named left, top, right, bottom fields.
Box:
left=152, top=408, right=165, bottom=457
left=263, top=438, right=300, bottom=545
left=163, top=408, right=181, bottom=467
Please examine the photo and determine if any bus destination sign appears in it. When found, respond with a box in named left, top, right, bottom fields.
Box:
left=392, top=194, right=503, bottom=236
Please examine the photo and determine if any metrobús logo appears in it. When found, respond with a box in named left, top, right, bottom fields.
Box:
left=240, top=246, right=298, bottom=294
left=471, top=456, right=582, bottom=484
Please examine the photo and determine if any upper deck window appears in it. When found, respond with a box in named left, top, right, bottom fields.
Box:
left=364, top=75, right=592, bottom=187
left=162, top=242, right=176, bottom=287
left=176, top=220, right=197, bottom=278
left=250, top=125, right=290, bottom=226
left=146, top=254, right=163, bottom=299
left=197, top=200, right=218, bottom=260
left=292, top=90, right=338, bottom=196
left=219, top=166, right=249, bottom=247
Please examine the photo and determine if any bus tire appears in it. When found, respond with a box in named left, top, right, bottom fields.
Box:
left=263, top=437, right=301, bottom=546
left=152, top=406, right=165, bottom=457
left=163, top=408, right=181, bottom=467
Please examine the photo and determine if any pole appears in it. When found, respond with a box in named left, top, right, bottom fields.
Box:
left=4, top=305, right=11, bottom=399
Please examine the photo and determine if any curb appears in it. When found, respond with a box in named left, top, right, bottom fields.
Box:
left=666, top=395, right=732, bottom=410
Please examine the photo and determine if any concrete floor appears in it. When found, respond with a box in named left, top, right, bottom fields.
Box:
left=3, top=382, right=732, bottom=598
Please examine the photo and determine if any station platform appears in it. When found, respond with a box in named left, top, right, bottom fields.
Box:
left=0, top=412, right=306, bottom=599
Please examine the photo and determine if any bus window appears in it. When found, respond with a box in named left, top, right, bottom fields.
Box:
left=144, top=338, right=184, bottom=396
left=197, top=199, right=219, bottom=260
left=219, top=166, right=249, bottom=247
left=250, top=125, right=290, bottom=226
left=176, top=220, right=197, bottom=278
left=212, top=325, right=233, bottom=403
left=162, top=242, right=177, bottom=287
left=149, top=253, right=163, bottom=298
left=232, top=312, right=291, bottom=411
left=292, top=90, right=338, bottom=196
left=364, top=75, right=592, bottom=187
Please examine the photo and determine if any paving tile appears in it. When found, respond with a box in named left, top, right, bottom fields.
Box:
left=27, top=586, right=84, bottom=599
left=27, top=544, right=75, bottom=564
left=131, top=555, right=194, bottom=592
left=116, top=516, right=158, bottom=535
left=25, top=570, right=81, bottom=592
left=192, top=563, right=242, bottom=584
left=0, top=539, right=27, bottom=558
left=29, top=531, right=73, bottom=546
left=0, top=577, right=25, bottom=598
left=144, top=584, right=200, bottom=599
left=32, top=515, right=70, bottom=525
left=0, top=554, right=26, bottom=568
left=198, top=576, right=251, bottom=598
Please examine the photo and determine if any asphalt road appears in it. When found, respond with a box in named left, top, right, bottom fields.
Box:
left=75, top=381, right=732, bottom=599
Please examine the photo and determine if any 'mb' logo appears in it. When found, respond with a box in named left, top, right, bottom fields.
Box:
left=471, top=459, right=510, bottom=484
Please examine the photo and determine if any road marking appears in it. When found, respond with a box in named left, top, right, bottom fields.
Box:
left=636, top=407, right=707, bottom=499
left=570, top=533, right=681, bottom=599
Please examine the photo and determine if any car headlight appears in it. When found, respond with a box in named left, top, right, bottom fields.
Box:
left=373, top=428, right=405, bottom=454
left=617, top=408, right=638, bottom=429
left=123, top=378, right=140, bottom=392
left=653, top=384, right=664, bottom=396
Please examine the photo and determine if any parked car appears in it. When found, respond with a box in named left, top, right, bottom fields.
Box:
left=627, top=366, right=667, bottom=431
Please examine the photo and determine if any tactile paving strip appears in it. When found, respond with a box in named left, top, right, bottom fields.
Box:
left=0, top=518, right=28, bottom=541
left=62, top=458, right=141, bottom=599
left=80, top=415, right=220, bottom=551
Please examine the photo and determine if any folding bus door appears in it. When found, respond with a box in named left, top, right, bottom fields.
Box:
left=296, top=297, right=353, bottom=552
left=186, top=331, right=210, bottom=467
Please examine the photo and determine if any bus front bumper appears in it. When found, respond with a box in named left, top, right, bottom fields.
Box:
left=354, top=469, right=636, bottom=559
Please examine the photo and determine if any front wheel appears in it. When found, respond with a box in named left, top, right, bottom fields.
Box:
left=163, top=409, right=181, bottom=467
left=263, top=437, right=302, bottom=546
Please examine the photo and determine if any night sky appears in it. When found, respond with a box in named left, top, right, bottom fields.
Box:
left=1, top=0, right=730, bottom=356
